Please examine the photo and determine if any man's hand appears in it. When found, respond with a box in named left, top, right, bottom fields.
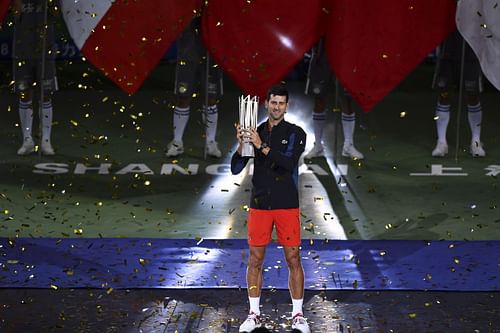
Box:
left=248, top=128, right=263, bottom=149
left=235, top=123, right=245, bottom=155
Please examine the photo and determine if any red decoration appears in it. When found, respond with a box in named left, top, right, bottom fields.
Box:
left=202, top=0, right=326, bottom=99
left=81, top=0, right=203, bottom=95
left=325, top=0, right=457, bottom=112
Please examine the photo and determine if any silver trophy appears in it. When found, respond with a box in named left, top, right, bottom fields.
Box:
left=238, top=95, right=259, bottom=157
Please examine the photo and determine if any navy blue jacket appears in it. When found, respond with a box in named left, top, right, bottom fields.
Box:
left=231, top=119, right=306, bottom=209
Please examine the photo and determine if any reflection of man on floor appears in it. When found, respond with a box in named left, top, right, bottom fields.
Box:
left=304, top=39, right=364, bottom=160
left=431, top=30, right=485, bottom=158
left=13, top=0, right=58, bottom=156
left=166, top=15, right=223, bottom=158
left=232, top=85, right=310, bottom=333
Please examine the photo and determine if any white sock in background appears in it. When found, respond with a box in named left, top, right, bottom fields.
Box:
left=19, top=99, right=34, bottom=140
left=204, top=104, right=218, bottom=142
left=173, top=106, right=190, bottom=142
left=435, top=102, right=450, bottom=143
left=312, top=111, right=326, bottom=145
left=467, top=102, right=482, bottom=143
left=41, top=101, right=53, bottom=143
left=342, top=112, right=356, bottom=144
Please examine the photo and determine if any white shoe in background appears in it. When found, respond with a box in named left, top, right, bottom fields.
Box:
left=470, top=140, right=486, bottom=157
left=166, top=140, right=184, bottom=157
left=432, top=141, right=448, bottom=157
left=304, top=142, right=324, bottom=159
left=342, top=142, right=364, bottom=160
left=17, top=137, right=35, bottom=155
left=205, top=140, right=222, bottom=158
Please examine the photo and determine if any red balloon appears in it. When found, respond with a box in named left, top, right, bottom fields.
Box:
left=81, top=0, right=203, bottom=95
left=325, top=0, right=457, bottom=112
left=202, top=0, right=326, bottom=99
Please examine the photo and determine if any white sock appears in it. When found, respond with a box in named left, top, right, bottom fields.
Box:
left=204, top=104, right=218, bottom=142
left=173, top=106, right=190, bottom=142
left=292, top=298, right=303, bottom=317
left=19, top=100, right=34, bottom=140
left=249, top=296, right=260, bottom=315
left=435, top=102, right=450, bottom=143
left=467, top=102, right=482, bottom=143
left=41, top=101, right=53, bottom=143
left=342, top=112, right=355, bottom=145
left=312, top=111, right=326, bottom=145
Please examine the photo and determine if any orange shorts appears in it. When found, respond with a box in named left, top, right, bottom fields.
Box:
left=247, top=208, right=301, bottom=246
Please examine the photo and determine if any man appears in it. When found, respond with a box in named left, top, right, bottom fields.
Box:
left=431, top=30, right=485, bottom=157
left=166, top=15, right=223, bottom=158
left=231, top=85, right=310, bottom=333
left=13, top=0, right=58, bottom=155
left=304, top=39, right=364, bottom=160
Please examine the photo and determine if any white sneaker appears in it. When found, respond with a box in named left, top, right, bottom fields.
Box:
left=166, top=140, right=184, bottom=157
left=205, top=140, right=222, bottom=158
left=17, top=137, right=35, bottom=155
left=432, top=141, right=448, bottom=157
left=342, top=143, right=364, bottom=160
left=239, top=312, right=261, bottom=332
left=470, top=140, right=486, bottom=157
left=41, top=141, right=55, bottom=155
left=304, top=143, right=324, bottom=159
left=291, top=313, right=310, bottom=333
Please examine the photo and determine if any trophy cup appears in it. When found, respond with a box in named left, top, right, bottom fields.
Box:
left=238, top=95, right=259, bottom=157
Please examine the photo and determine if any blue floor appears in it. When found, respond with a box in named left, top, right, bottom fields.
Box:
left=1, top=237, right=498, bottom=291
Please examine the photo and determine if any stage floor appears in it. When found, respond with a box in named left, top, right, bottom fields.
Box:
left=0, top=289, right=498, bottom=332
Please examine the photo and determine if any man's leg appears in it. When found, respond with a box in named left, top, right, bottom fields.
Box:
left=246, top=245, right=266, bottom=311
left=284, top=246, right=310, bottom=333
left=239, top=245, right=266, bottom=332
left=284, top=245, right=304, bottom=308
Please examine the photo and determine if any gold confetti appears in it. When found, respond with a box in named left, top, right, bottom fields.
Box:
left=399, top=111, right=406, bottom=118
left=50, top=284, right=58, bottom=290
left=73, top=228, right=83, bottom=235
left=408, top=312, right=417, bottom=319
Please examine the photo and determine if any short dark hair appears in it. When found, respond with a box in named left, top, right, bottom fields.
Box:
left=266, top=84, right=289, bottom=103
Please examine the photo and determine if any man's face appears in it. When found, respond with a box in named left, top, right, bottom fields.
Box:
left=265, top=94, right=288, bottom=122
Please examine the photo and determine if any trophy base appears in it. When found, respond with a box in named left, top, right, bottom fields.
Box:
left=241, top=142, right=254, bottom=157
